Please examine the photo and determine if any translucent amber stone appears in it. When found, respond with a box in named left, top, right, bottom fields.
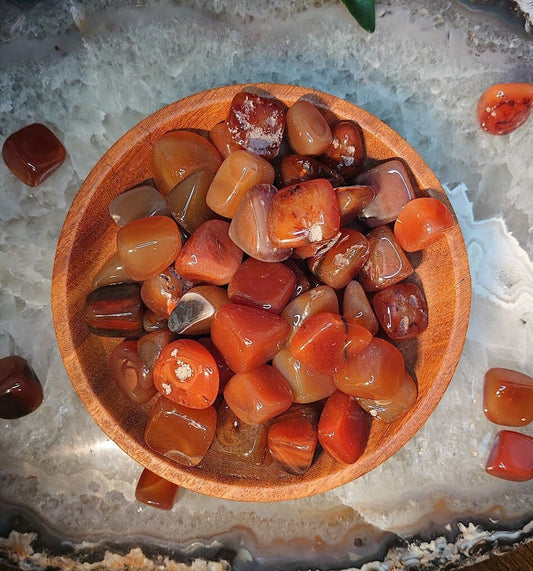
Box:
left=151, top=130, right=222, bottom=197
left=224, top=364, right=293, bottom=424
left=109, top=185, right=169, bottom=227
left=206, top=150, right=275, bottom=218
left=477, top=83, right=533, bottom=136
left=268, top=404, right=319, bottom=474
left=372, top=282, right=428, bottom=341
left=0, top=356, right=44, bottom=419
left=267, top=178, right=340, bottom=249
left=281, top=285, right=339, bottom=344
left=228, top=258, right=296, bottom=314
left=135, top=468, right=179, bottom=510
left=211, top=304, right=290, bottom=374
left=2, top=123, right=66, bottom=187
left=334, top=337, right=404, bottom=400
left=228, top=184, right=293, bottom=263
left=85, top=283, right=144, bottom=338
left=318, top=391, right=370, bottom=464
left=167, top=169, right=217, bottom=234
left=393, top=197, right=455, bottom=252
left=322, top=120, right=365, bottom=178
left=278, top=154, right=344, bottom=188
left=140, top=265, right=185, bottom=319
left=357, top=371, right=417, bottom=423
left=357, top=159, right=416, bottom=228
left=308, top=227, right=370, bottom=290
left=117, top=216, right=182, bottom=281
left=209, top=121, right=243, bottom=159
left=483, top=367, right=533, bottom=427
left=137, top=330, right=175, bottom=370
left=109, top=340, right=156, bottom=405
left=214, top=400, right=269, bottom=465
left=342, top=280, right=379, bottom=335
left=272, top=348, right=336, bottom=403
left=91, top=252, right=135, bottom=290
left=485, top=430, right=533, bottom=481
left=174, top=219, right=243, bottom=285
left=168, top=285, right=229, bottom=335
left=225, top=91, right=286, bottom=160
left=286, top=100, right=332, bottom=156
left=336, top=185, right=375, bottom=226
left=357, top=225, right=413, bottom=292
left=144, top=396, right=217, bottom=467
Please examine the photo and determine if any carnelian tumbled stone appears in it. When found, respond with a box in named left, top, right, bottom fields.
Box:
left=394, top=197, right=455, bottom=252
left=206, top=150, right=275, bottom=218
left=153, top=339, right=219, bottom=409
left=117, top=216, right=182, bottom=281
left=2, top=123, right=66, bottom=187
left=228, top=258, right=297, bottom=314
left=140, top=265, right=185, bottom=319
left=322, top=120, right=365, bottom=178
left=336, top=185, right=375, bottom=226
left=109, top=185, right=169, bottom=227
left=268, top=405, right=319, bottom=474
left=485, top=430, right=533, bottom=481
left=286, top=100, right=332, bottom=156
left=91, top=252, right=135, bottom=290
left=209, top=121, right=243, bottom=159
left=318, top=390, right=370, bottom=464
left=135, top=468, right=179, bottom=510
left=477, top=83, right=533, bottom=136
left=483, top=367, right=533, bottom=427
left=144, top=396, right=217, bottom=467
left=278, top=154, right=344, bottom=188
left=224, top=364, right=293, bottom=424
left=85, top=283, right=144, bottom=338
left=357, top=225, right=413, bottom=292
left=308, top=227, right=370, bottom=290
left=151, top=130, right=222, bottom=197
left=334, top=337, right=404, bottom=400
left=0, top=356, right=44, bottom=419
left=268, top=178, right=340, bottom=249
left=109, top=340, right=156, bottom=405
left=211, top=304, right=290, bottom=374
left=174, top=219, right=243, bottom=286
left=225, top=91, right=286, bottom=160
left=372, top=282, right=428, bottom=341
left=342, top=280, right=379, bottom=335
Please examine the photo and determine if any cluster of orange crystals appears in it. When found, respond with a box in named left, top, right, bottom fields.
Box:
left=85, top=91, right=456, bottom=509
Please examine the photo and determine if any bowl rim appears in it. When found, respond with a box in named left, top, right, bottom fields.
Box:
left=51, top=83, right=472, bottom=502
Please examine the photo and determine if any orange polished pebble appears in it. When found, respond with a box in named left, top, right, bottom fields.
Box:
left=357, top=225, right=413, bottom=292
left=174, top=219, right=243, bottom=285
left=485, top=430, right=533, bottom=481
left=140, top=265, right=185, bottom=319
left=336, top=185, right=375, bottom=226
left=483, top=367, right=533, bottom=427
left=224, top=364, right=293, bottom=424
left=91, top=252, right=135, bottom=290
left=135, top=467, right=179, bottom=510
left=151, top=130, right=222, bottom=196
left=268, top=405, right=319, bottom=474
left=2, top=123, right=66, bottom=186
left=334, top=337, right=404, bottom=400
left=206, top=149, right=275, bottom=218
left=394, top=197, right=455, bottom=252
left=109, top=340, right=156, bottom=405
left=152, top=339, right=219, bottom=409
left=117, top=216, right=182, bottom=281
left=322, top=120, right=365, bottom=178
left=227, top=258, right=297, bottom=314
left=286, top=99, right=332, bottom=156
left=211, top=303, right=290, bottom=373
left=308, top=227, right=370, bottom=289
left=144, top=396, right=217, bottom=467
left=342, top=280, right=379, bottom=335
left=318, top=390, right=370, bottom=464
left=209, top=121, right=243, bottom=159
left=477, top=83, right=533, bottom=135
left=268, top=178, right=340, bottom=249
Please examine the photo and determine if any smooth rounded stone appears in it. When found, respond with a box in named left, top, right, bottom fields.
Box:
left=135, top=467, right=179, bottom=510
left=322, top=120, right=366, bottom=178
left=286, top=100, right=332, bottom=156
left=91, top=251, right=135, bottom=290
left=109, top=185, right=169, bottom=226
left=0, top=356, right=44, bottom=419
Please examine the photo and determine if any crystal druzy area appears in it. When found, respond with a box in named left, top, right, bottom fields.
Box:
left=2, top=0, right=533, bottom=569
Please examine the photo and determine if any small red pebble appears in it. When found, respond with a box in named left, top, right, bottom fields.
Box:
left=485, top=430, right=533, bottom=482
left=477, top=83, right=533, bottom=135
left=0, top=356, right=44, bottom=419
left=135, top=467, right=179, bottom=510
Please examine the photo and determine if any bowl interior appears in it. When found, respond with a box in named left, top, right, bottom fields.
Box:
left=52, top=83, right=471, bottom=502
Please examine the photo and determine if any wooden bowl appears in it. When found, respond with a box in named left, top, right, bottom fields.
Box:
left=51, top=83, right=471, bottom=502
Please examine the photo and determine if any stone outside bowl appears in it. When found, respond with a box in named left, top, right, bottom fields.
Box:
left=51, top=83, right=471, bottom=502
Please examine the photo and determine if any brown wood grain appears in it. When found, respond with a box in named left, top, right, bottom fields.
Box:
left=51, top=83, right=472, bottom=502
